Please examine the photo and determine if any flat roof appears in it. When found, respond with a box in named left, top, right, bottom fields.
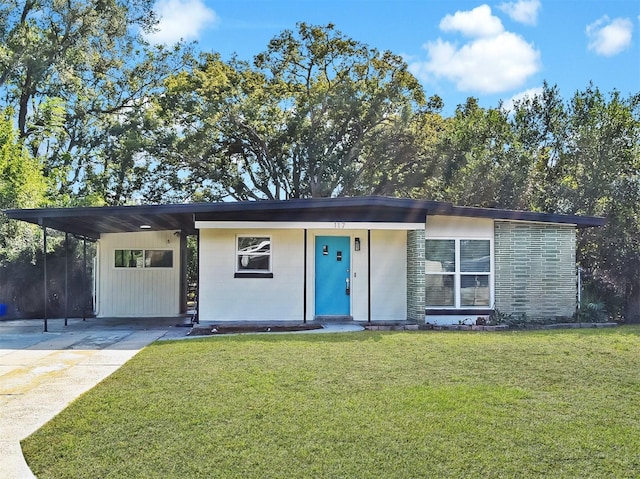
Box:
left=3, top=196, right=605, bottom=239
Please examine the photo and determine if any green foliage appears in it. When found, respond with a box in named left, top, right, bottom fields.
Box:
left=22, top=328, right=640, bottom=478
left=488, top=307, right=513, bottom=325
left=576, top=300, right=608, bottom=323
left=0, top=109, right=47, bottom=210
left=575, top=288, right=609, bottom=323
left=159, top=23, right=425, bottom=200
left=0, top=0, right=190, bottom=206
left=0, top=10, right=637, bottom=322
left=0, top=109, right=48, bottom=265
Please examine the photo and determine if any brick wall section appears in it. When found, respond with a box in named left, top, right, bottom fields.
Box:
left=406, top=229, right=426, bottom=322
left=494, top=221, right=577, bottom=319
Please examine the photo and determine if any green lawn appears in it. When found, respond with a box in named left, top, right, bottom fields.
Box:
left=23, top=327, right=640, bottom=478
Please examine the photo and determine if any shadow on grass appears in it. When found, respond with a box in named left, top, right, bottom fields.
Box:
left=153, top=329, right=387, bottom=347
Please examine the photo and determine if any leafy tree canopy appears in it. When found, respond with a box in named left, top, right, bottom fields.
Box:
left=0, top=0, right=189, bottom=206
left=159, top=23, right=426, bottom=200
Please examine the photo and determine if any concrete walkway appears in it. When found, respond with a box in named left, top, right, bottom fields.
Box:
left=0, top=317, right=190, bottom=479
left=0, top=317, right=363, bottom=478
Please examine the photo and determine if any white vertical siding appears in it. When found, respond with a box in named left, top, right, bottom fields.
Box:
left=199, top=229, right=305, bottom=321
left=97, top=231, right=180, bottom=318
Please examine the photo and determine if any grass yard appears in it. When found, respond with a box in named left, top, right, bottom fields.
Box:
left=22, top=327, right=640, bottom=478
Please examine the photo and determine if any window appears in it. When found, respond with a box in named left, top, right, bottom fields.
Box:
left=425, top=239, right=491, bottom=308
left=235, top=236, right=272, bottom=278
left=145, top=250, right=173, bottom=268
left=114, top=249, right=173, bottom=268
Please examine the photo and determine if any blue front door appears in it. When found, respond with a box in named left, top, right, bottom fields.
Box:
left=315, top=236, right=351, bottom=316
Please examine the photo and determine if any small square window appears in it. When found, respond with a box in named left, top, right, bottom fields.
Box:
left=235, top=236, right=272, bottom=277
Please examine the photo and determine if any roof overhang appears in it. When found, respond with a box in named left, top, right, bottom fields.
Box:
left=3, top=196, right=605, bottom=239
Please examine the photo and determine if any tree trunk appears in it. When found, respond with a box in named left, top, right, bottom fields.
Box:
left=18, top=69, right=33, bottom=138
left=625, top=281, right=640, bottom=324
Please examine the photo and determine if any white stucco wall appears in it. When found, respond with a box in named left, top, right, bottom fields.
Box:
left=368, top=230, right=407, bottom=321
left=198, top=226, right=409, bottom=322
left=97, top=231, right=181, bottom=317
left=425, top=215, right=494, bottom=239
left=199, top=228, right=305, bottom=321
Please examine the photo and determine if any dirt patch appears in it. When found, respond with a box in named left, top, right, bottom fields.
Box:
left=189, top=323, right=323, bottom=335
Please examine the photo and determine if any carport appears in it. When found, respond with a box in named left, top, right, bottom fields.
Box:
left=4, top=204, right=199, bottom=332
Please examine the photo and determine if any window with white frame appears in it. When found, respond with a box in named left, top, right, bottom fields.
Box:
left=114, top=249, right=173, bottom=268
left=425, top=239, right=491, bottom=307
left=236, top=236, right=271, bottom=276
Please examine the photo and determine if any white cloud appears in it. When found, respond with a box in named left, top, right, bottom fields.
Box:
left=586, top=16, right=633, bottom=56
left=439, top=5, right=504, bottom=38
left=409, top=5, right=541, bottom=94
left=498, top=0, right=541, bottom=26
left=145, top=0, right=218, bottom=45
left=502, top=86, right=543, bottom=111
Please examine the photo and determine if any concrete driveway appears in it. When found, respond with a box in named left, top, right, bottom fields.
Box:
left=0, top=317, right=190, bottom=479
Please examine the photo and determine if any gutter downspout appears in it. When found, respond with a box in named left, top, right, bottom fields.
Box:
left=82, top=237, right=87, bottom=321
left=64, top=233, right=68, bottom=326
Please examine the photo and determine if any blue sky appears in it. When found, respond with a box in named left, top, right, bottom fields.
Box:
left=145, top=0, right=639, bottom=115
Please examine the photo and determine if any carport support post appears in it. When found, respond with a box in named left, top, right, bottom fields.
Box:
left=64, top=232, right=69, bottom=326
left=196, top=230, right=200, bottom=323
left=82, top=237, right=87, bottom=321
left=367, top=229, right=371, bottom=324
left=43, top=225, right=48, bottom=332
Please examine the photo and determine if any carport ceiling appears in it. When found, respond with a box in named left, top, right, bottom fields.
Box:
left=3, top=204, right=200, bottom=239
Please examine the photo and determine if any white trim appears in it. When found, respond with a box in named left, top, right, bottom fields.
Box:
left=195, top=221, right=425, bottom=230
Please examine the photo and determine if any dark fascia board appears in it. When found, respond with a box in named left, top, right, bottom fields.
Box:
left=193, top=197, right=452, bottom=223
left=446, top=205, right=606, bottom=228
left=3, top=196, right=605, bottom=237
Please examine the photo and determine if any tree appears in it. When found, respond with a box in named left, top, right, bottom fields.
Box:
left=547, top=87, right=640, bottom=322
left=0, top=109, right=47, bottom=211
left=510, top=85, right=640, bottom=321
left=158, top=23, right=426, bottom=200
left=0, top=108, right=48, bottom=310
left=421, top=97, right=533, bottom=209
left=355, top=95, right=447, bottom=198
left=0, top=0, right=189, bottom=205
